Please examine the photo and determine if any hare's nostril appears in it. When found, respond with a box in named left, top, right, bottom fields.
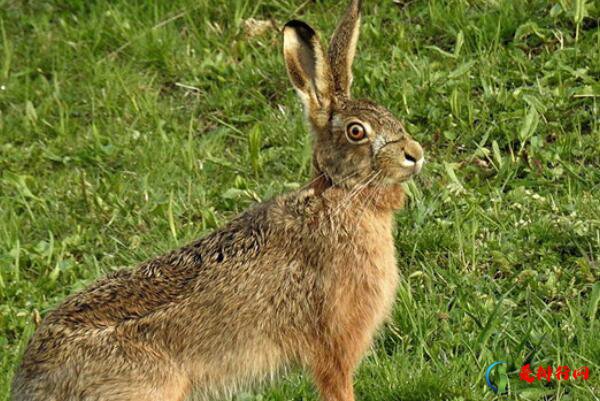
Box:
left=404, top=153, right=417, bottom=163
left=404, top=140, right=424, bottom=163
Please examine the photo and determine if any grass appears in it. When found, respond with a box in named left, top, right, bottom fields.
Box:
left=0, top=0, right=599, bottom=399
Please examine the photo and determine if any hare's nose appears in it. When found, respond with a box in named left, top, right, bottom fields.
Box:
left=401, top=140, right=424, bottom=173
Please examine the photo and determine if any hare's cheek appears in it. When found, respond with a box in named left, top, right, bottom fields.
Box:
left=375, top=160, right=397, bottom=183
left=376, top=145, right=403, bottom=172
left=315, top=144, right=369, bottom=181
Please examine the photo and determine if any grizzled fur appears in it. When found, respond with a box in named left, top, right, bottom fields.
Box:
left=12, top=1, right=424, bottom=400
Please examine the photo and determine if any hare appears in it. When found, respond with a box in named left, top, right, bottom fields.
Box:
left=11, top=1, right=424, bottom=400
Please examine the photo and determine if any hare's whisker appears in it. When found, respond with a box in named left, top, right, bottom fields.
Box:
left=299, top=172, right=326, bottom=191
left=332, top=171, right=381, bottom=216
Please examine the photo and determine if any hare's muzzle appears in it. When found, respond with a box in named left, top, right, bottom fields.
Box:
left=400, top=140, right=424, bottom=174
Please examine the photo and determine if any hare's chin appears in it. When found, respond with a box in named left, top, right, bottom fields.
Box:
left=399, top=158, right=424, bottom=174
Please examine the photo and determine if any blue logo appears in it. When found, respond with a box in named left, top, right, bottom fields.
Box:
left=486, top=361, right=508, bottom=394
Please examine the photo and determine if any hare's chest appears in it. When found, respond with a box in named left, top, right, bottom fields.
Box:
left=359, top=235, right=398, bottom=324
left=327, top=217, right=399, bottom=333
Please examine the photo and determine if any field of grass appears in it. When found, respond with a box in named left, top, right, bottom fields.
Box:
left=1, top=0, right=599, bottom=399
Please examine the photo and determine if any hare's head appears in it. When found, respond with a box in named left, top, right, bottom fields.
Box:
left=283, top=0, right=424, bottom=189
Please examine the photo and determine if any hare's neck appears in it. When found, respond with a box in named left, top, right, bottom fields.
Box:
left=322, top=184, right=406, bottom=213
left=307, top=165, right=406, bottom=211
left=362, top=185, right=406, bottom=211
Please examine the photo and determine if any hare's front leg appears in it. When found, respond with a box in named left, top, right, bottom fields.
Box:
left=310, top=349, right=355, bottom=401
left=309, top=332, right=372, bottom=401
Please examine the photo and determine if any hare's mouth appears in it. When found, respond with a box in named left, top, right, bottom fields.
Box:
left=380, top=160, right=424, bottom=184
left=399, top=157, right=424, bottom=174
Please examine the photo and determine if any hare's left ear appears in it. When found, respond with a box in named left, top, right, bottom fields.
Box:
left=283, top=20, right=333, bottom=129
left=328, top=0, right=362, bottom=98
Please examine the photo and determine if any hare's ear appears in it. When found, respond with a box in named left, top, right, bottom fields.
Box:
left=283, top=20, right=332, bottom=128
left=328, top=0, right=361, bottom=97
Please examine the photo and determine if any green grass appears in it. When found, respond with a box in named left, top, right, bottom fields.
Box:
left=1, top=0, right=599, bottom=400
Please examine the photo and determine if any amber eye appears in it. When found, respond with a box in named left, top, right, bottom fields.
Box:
left=346, top=122, right=367, bottom=142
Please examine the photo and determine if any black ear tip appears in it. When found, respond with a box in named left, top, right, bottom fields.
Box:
left=284, top=20, right=316, bottom=42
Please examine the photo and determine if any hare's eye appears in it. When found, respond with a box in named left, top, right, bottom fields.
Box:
left=346, top=123, right=367, bottom=142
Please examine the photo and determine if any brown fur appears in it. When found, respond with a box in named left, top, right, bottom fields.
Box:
left=11, top=1, right=424, bottom=400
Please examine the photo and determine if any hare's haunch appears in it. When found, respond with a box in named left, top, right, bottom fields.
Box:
left=12, top=1, right=424, bottom=400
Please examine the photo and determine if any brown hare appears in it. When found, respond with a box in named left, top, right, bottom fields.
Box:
left=11, top=1, right=424, bottom=400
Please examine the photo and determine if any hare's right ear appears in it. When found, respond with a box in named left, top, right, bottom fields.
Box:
left=328, top=0, right=361, bottom=98
left=283, top=20, right=332, bottom=129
